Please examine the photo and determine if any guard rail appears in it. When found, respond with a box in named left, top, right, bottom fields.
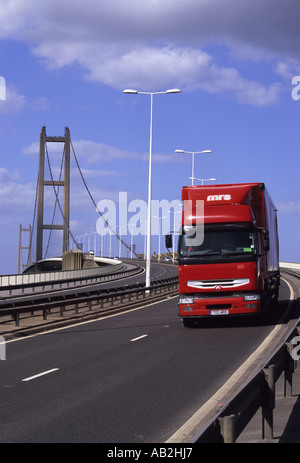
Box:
left=0, top=276, right=179, bottom=328
left=0, top=261, right=123, bottom=287
left=0, top=262, right=142, bottom=297
left=168, top=266, right=300, bottom=443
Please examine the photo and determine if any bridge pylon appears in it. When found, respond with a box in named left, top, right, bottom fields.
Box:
left=36, top=126, right=70, bottom=262
left=18, top=224, right=32, bottom=273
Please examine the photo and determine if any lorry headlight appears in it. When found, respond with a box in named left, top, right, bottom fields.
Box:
left=244, top=294, right=260, bottom=301
left=179, top=296, right=194, bottom=304
left=182, top=306, right=194, bottom=312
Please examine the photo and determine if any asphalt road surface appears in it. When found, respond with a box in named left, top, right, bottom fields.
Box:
left=0, top=276, right=292, bottom=443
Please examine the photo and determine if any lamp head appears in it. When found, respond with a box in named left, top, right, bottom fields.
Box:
left=123, top=89, right=138, bottom=94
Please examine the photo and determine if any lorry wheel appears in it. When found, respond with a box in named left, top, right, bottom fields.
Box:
left=259, top=296, right=270, bottom=323
left=183, top=318, right=197, bottom=328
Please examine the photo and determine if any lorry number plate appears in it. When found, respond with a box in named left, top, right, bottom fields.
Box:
left=210, top=309, right=229, bottom=315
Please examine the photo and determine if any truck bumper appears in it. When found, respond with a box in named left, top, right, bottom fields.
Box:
left=179, top=295, right=261, bottom=318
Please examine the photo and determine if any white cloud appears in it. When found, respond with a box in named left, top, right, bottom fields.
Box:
left=0, top=179, right=36, bottom=221
left=72, top=167, right=126, bottom=179
left=1, top=0, right=296, bottom=106
left=23, top=138, right=186, bottom=167
left=30, top=96, right=51, bottom=111
left=23, top=141, right=63, bottom=156
left=23, top=139, right=143, bottom=163
left=10, top=0, right=300, bottom=59
left=274, top=59, right=300, bottom=81
left=72, top=140, right=140, bottom=164
left=0, top=86, right=50, bottom=116
left=0, top=167, right=21, bottom=182
left=277, top=200, right=300, bottom=214
left=31, top=41, right=284, bottom=106
left=85, top=47, right=213, bottom=91
left=0, top=86, right=26, bottom=115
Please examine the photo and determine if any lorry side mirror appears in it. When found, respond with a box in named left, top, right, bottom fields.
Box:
left=165, top=234, right=173, bottom=249
left=263, top=230, right=270, bottom=251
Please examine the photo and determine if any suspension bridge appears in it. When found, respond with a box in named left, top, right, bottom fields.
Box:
left=18, top=126, right=138, bottom=274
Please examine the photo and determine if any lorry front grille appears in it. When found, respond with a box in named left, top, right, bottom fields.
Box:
left=206, top=304, right=231, bottom=310
left=187, top=278, right=249, bottom=289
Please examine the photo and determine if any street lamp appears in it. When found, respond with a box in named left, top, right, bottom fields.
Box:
left=153, top=215, right=166, bottom=262
left=167, top=209, right=182, bottom=261
left=116, top=225, right=126, bottom=258
left=175, top=149, right=212, bottom=186
left=190, top=177, right=217, bottom=185
left=124, top=88, right=181, bottom=287
left=128, top=223, right=135, bottom=260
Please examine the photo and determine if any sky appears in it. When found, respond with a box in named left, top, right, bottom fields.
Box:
left=1, top=0, right=300, bottom=274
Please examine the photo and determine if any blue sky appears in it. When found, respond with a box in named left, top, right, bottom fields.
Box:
left=1, top=0, right=300, bottom=274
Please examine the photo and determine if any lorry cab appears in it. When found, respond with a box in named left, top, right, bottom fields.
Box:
left=167, top=183, right=280, bottom=326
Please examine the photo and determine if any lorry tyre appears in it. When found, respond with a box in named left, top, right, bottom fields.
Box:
left=183, top=318, right=197, bottom=328
left=259, top=294, right=270, bottom=323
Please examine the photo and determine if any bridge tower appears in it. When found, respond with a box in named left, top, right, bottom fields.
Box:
left=36, top=126, right=71, bottom=262
left=18, top=224, right=32, bottom=273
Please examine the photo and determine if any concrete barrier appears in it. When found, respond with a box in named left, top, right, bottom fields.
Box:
left=0, top=258, right=123, bottom=287
left=280, top=262, right=300, bottom=270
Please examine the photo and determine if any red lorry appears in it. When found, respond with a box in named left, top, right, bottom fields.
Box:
left=167, top=183, right=280, bottom=327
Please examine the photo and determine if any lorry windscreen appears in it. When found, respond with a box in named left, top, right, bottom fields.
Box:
left=178, top=223, right=256, bottom=258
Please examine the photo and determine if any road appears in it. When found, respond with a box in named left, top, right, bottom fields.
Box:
left=0, top=274, right=292, bottom=443
left=0, top=261, right=178, bottom=301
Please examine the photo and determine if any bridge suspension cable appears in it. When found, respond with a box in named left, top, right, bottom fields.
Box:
left=44, top=139, right=81, bottom=251
left=27, top=126, right=137, bottom=267
left=70, top=139, right=137, bottom=257
left=27, top=173, right=38, bottom=266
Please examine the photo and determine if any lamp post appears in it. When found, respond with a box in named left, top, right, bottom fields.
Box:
left=124, top=88, right=181, bottom=287
left=190, top=177, right=217, bottom=185
left=153, top=215, right=166, bottom=262
left=116, top=225, right=126, bottom=258
left=167, top=209, right=182, bottom=261
left=128, top=223, right=134, bottom=260
left=175, top=149, right=212, bottom=186
left=140, top=219, right=148, bottom=260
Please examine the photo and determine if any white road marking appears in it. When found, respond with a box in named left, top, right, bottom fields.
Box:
left=4, top=295, right=179, bottom=345
left=166, top=277, right=295, bottom=443
left=22, top=368, right=59, bottom=382
left=130, top=334, right=148, bottom=342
